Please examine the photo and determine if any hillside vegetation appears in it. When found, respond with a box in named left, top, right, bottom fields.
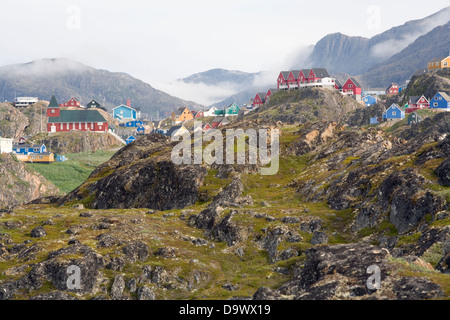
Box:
left=0, top=86, right=449, bottom=300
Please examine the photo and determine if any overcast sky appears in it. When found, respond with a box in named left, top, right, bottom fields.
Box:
left=0, top=0, right=449, bottom=90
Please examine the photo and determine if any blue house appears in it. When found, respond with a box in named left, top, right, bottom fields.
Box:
left=125, top=136, right=136, bottom=145
left=370, top=117, right=379, bottom=124
left=136, top=126, right=145, bottom=134
left=113, top=105, right=137, bottom=122
left=13, top=143, right=47, bottom=155
left=119, top=120, right=144, bottom=128
left=430, top=92, right=450, bottom=110
left=362, top=95, right=377, bottom=107
left=383, top=104, right=405, bottom=121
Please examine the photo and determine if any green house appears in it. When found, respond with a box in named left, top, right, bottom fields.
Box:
left=407, top=112, right=423, bottom=125
left=225, top=103, right=240, bottom=116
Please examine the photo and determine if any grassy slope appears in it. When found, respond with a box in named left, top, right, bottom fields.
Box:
left=27, top=150, right=116, bottom=194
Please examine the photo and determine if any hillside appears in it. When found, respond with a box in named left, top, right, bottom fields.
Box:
left=0, top=83, right=449, bottom=300
left=301, top=7, right=450, bottom=75
left=401, top=69, right=450, bottom=103
left=0, top=58, right=199, bottom=118
left=361, top=22, right=450, bottom=88
left=247, top=88, right=363, bottom=124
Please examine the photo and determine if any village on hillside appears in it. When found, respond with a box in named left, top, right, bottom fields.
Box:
left=0, top=55, right=449, bottom=164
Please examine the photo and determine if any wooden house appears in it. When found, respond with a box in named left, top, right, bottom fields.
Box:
left=113, top=102, right=138, bottom=122
left=427, top=56, right=450, bottom=71
left=46, top=96, right=108, bottom=133
left=87, top=100, right=102, bottom=109
left=386, top=83, right=399, bottom=95
left=407, top=112, right=423, bottom=125
left=211, top=117, right=229, bottom=129
left=277, top=71, right=290, bottom=90
left=307, top=68, right=330, bottom=85
left=343, top=78, right=362, bottom=97
left=298, top=69, right=310, bottom=86
left=125, top=136, right=136, bottom=145
left=362, top=95, right=377, bottom=107
left=59, top=97, right=81, bottom=108
left=203, top=107, right=218, bottom=117
left=253, top=93, right=266, bottom=108
left=407, top=95, right=429, bottom=113
left=265, top=89, right=279, bottom=101
left=287, top=70, right=300, bottom=89
left=171, top=107, right=193, bottom=124
left=167, top=125, right=189, bottom=137
left=383, top=104, right=405, bottom=121
left=224, top=103, right=240, bottom=116
left=13, top=143, right=47, bottom=155
left=334, top=79, right=343, bottom=92
left=430, top=92, right=450, bottom=111
left=15, top=152, right=54, bottom=163
left=195, top=110, right=205, bottom=118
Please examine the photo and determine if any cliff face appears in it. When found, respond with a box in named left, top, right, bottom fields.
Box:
left=0, top=153, right=59, bottom=207
left=0, top=103, right=28, bottom=138
left=41, top=131, right=122, bottom=154
left=60, top=134, right=207, bottom=211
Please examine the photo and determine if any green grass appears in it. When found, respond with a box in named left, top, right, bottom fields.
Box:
left=28, top=150, right=116, bottom=194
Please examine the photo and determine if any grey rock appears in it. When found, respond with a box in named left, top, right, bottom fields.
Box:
left=137, top=286, right=156, bottom=300
left=110, top=275, right=126, bottom=300
left=122, top=241, right=149, bottom=263
left=30, top=226, right=46, bottom=238
left=311, top=232, right=328, bottom=245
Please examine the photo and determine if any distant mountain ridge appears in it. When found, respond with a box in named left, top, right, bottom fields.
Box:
left=0, top=58, right=198, bottom=118
left=180, top=68, right=260, bottom=89
left=301, top=6, right=450, bottom=75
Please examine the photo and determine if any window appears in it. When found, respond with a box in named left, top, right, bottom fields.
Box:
left=392, top=111, right=397, bottom=116
left=434, top=102, right=438, bottom=107
left=51, top=109, right=55, bottom=113
left=444, top=61, right=448, bottom=66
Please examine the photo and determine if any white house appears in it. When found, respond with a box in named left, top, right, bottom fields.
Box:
left=203, top=107, right=218, bottom=117
left=15, top=97, right=38, bottom=107
left=0, top=137, right=13, bottom=154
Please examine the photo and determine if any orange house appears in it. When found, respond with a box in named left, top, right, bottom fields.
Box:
left=171, top=107, right=193, bottom=124
left=427, top=56, right=450, bottom=71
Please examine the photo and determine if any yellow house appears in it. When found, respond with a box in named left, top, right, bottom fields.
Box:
left=171, top=107, right=193, bottom=124
left=427, top=56, right=450, bottom=70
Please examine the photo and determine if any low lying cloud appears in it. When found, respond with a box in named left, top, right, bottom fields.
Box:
left=151, top=80, right=239, bottom=106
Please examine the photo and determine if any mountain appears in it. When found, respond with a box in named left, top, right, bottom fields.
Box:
left=360, top=22, right=450, bottom=88
left=0, top=58, right=198, bottom=118
left=297, top=6, right=450, bottom=75
left=180, top=68, right=260, bottom=89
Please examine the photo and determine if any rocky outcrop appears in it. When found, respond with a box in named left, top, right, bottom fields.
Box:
left=40, top=131, right=122, bottom=154
left=61, top=134, right=207, bottom=210
left=253, top=243, right=444, bottom=300
left=0, top=153, right=60, bottom=208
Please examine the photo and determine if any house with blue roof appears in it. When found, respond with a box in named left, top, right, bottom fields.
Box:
left=430, top=92, right=450, bottom=110
left=383, top=104, right=405, bottom=121
left=362, top=95, right=377, bottom=107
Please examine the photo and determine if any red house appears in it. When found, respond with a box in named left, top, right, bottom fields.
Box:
left=277, top=71, right=290, bottom=90
left=253, top=92, right=266, bottom=108
left=298, top=69, right=310, bottom=85
left=343, top=78, right=362, bottom=96
left=386, top=83, right=399, bottom=95
left=59, top=97, right=81, bottom=108
left=406, top=95, right=430, bottom=113
left=307, top=68, right=330, bottom=84
left=211, top=117, right=229, bottom=129
left=46, top=95, right=108, bottom=133
left=195, top=110, right=204, bottom=118
left=287, top=70, right=300, bottom=89
left=265, top=89, right=279, bottom=101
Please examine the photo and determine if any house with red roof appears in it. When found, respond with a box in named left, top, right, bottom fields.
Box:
left=59, top=97, right=81, bottom=108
